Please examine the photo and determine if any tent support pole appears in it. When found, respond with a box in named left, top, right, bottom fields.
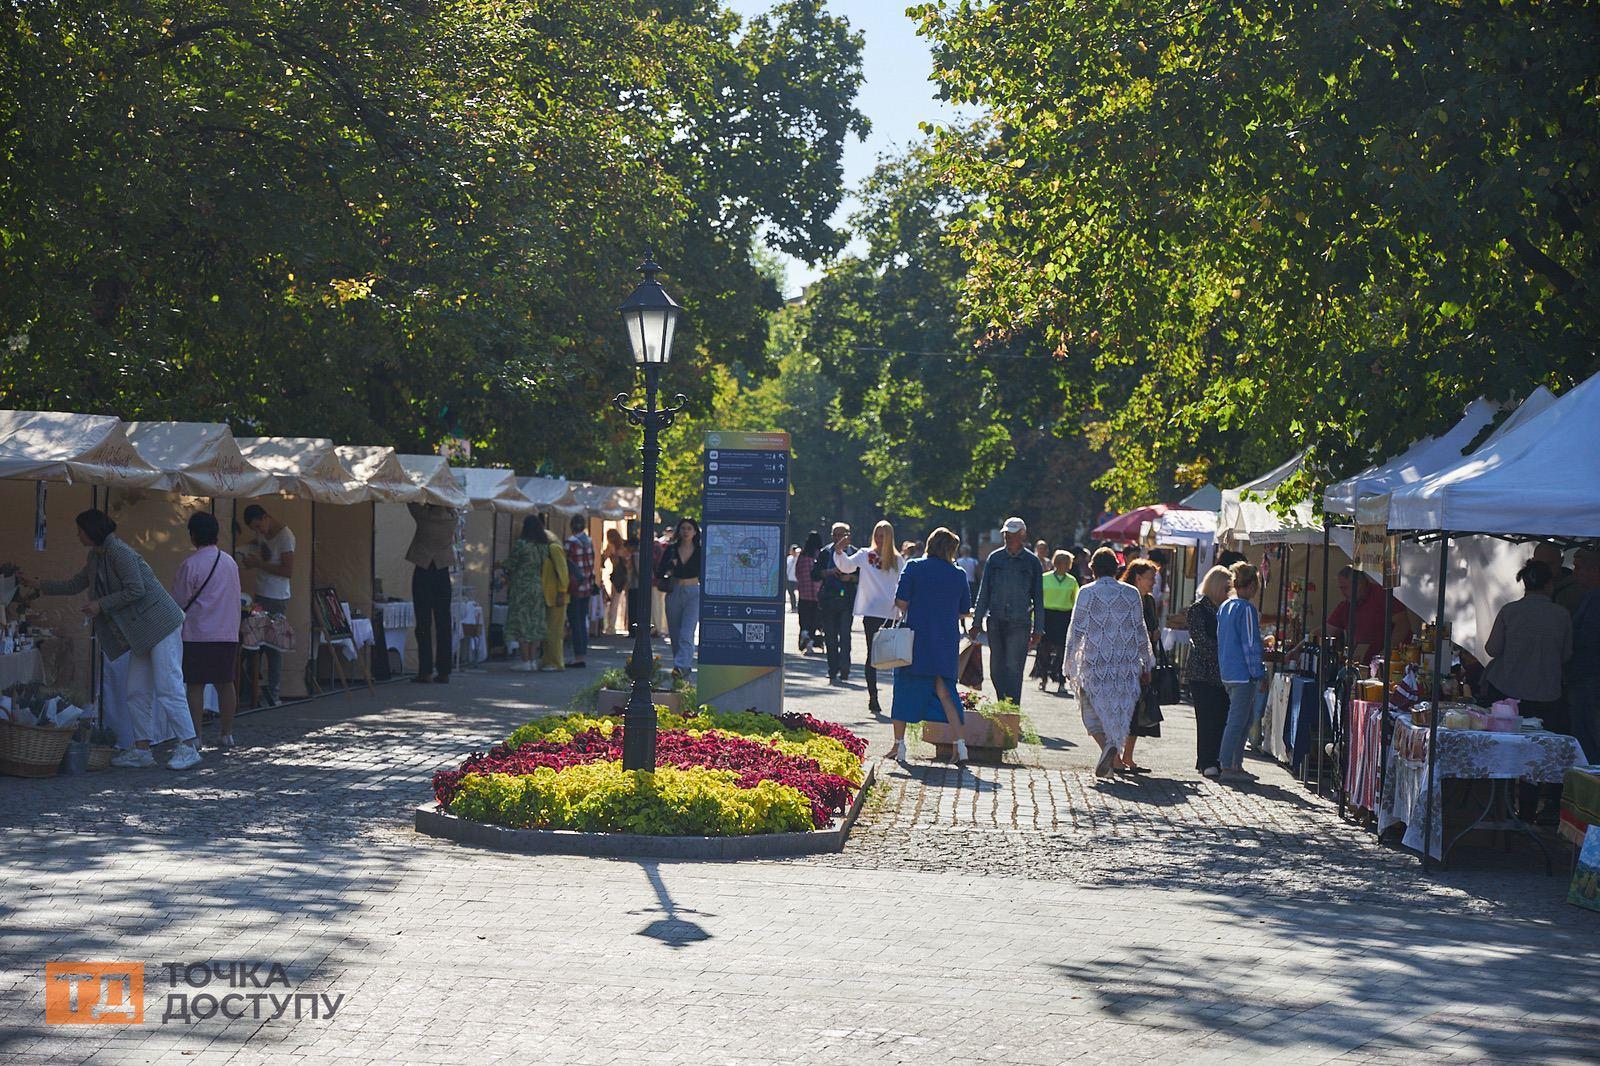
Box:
left=1421, top=534, right=1449, bottom=872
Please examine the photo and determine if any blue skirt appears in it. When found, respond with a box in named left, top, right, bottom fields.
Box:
left=890, top=671, right=966, bottom=725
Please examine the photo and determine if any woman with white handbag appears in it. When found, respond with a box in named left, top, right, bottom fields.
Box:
left=832, top=519, right=907, bottom=716
left=886, top=526, right=973, bottom=764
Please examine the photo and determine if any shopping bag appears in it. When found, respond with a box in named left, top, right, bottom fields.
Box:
left=958, top=640, right=984, bottom=688
left=871, top=622, right=914, bottom=670
left=1152, top=644, right=1181, bottom=704
left=1137, top=682, right=1165, bottom=730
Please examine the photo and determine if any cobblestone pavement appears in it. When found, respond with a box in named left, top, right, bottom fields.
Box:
left=4, top=627, right=1599, bottom=1064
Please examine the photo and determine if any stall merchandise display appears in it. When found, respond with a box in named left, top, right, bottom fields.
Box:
left=1559, top=767, right=1600, bottom=847
left=1378, top=710, right=1584, bottom=860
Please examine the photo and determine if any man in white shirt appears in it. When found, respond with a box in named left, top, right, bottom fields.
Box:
left=956, top=545, right=979, bottom=596
left=240, top=504, right=295, bottom=706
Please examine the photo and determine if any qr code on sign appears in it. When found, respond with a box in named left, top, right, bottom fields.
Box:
left=745, top=624, right=768, bottom=643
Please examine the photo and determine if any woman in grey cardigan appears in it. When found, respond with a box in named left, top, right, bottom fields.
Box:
left=22, top=509, right=200, bottom=770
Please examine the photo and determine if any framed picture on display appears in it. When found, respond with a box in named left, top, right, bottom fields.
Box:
left=311, top=586, right=352, bottom=640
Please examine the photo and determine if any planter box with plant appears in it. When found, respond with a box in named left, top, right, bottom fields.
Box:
left=923, top=693, right=1026, bottom=761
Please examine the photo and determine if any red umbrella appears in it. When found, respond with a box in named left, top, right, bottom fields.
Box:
left=1090, top=503, right=1192, bottom=542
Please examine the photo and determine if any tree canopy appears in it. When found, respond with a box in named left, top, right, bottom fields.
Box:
left=911, top=0, right=1599, bottom=508
left=0, top=0, right=866, bottom=479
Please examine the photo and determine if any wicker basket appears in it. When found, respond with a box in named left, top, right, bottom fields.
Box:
left=87, top=744, right=115, bottom=772
left=0, top=719, right=77, bottom=778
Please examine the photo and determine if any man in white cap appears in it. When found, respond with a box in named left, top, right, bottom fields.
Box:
left=971, top=517, right=1045, bottom=705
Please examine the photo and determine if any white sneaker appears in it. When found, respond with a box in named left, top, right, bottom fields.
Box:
left=1202, top=766, right=1221, bottom=779
left=1094, top=744, right=1119, bottom=778
left=166, top=743, right=202, bottom=771
left=111, top=748, right=156, bottom=769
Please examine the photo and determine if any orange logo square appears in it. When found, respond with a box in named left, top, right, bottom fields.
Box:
left=45, top=962, right=144, bottom=1025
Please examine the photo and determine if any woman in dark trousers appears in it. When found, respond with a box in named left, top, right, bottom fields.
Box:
left=1186, top=565, right=1233, bottom=778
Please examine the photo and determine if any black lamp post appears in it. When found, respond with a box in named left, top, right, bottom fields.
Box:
left=613, top=253, right=685, bottom=772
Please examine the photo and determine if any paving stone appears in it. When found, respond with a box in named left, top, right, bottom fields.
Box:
left=3, top=629, right=1597, bottom=1063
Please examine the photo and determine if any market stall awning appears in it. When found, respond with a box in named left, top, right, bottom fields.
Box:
left=236, top=437, right=367, bottom=505
left=1321, top=398, right=1501, bottom=517
left=335, top=445, right=422, bottom=504
left=1152, top=508, right=1218, bottom=547
left=124, top=421, right=278, bottom=498
left=395, top=454, right=469, bottom=510
left=1386, top=369, right=1600, bottom=539
left=517, top=476, right=579, bottom=514
left=570, top=482, right=630, bottom=520
left=1218, top=452, right=1323, bottom=544
left=1091, top=503, right=1190, bottom=543
left=454, top=466, right=535, bottom=514
left=0, top=410, right=164, bottom=487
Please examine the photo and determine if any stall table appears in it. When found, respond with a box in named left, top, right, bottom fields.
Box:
left=0, top=647, right=43, bottom=689
left=378, top=601, right=415, bottom=666
left=1378, top=712, right=1583, bottom=868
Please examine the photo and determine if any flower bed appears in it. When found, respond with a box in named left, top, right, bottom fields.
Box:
left=433, top=706, right=867, bottom=836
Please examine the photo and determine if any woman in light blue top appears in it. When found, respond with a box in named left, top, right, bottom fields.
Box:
left=1216, top=561, right=1265, bottom=783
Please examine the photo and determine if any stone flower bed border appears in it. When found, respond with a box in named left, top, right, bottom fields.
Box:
left=414, top=760, right=875, bottom=859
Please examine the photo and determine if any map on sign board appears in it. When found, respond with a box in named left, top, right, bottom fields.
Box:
left=704, top=523, right=783, bottom=601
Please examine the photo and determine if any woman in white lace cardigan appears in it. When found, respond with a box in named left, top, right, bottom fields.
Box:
left=1064, top=547, right=1155, bottom=778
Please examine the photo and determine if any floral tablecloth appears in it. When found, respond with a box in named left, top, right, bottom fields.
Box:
left=1378, top=712, right=1584, bottom=860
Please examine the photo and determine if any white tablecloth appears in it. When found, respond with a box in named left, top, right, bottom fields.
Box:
left=0, top=648, right=43, bottom=689
left=321, top=617, right=375, bottom=662
left=1379, top=712, right=1585, bottom=859
left=379, top=601, right=415, bottom=630
left=1160, top=627, right=1191, bottom=654
left=1260, top=672, right=1295, bottom=762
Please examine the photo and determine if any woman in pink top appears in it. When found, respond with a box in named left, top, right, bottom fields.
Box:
left=172, top=512, right=243, bottom=751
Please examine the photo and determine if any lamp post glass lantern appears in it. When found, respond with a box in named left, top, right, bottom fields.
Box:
left=612, top=254, right=686, bottom=771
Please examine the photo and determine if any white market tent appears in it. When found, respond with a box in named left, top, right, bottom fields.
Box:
left=0, top=410, right=166, bottom=700
left=236, top=437, right=367, bottom=505
left=232, top=438, right=372, bottom=698
left=571, top=482, right=627, bottom=520
left=0, top=410, right=163, bottom=487
left=1322, top=398, right=1501, bottom=518
left=396, top=453, right=470, bottom=510
left=455, top=467, right=536, bottom=515
left=1218, top=452, right=1323, bottom=545
left=335, top=445, right=422, bottom=505
left=518, top=476, right=579, bottom=516
left=1152, top=507, right=1218, bottom=549
left=125, top=421, right=278, bottom=499
left=1388, top=370, right=1600, bottom=539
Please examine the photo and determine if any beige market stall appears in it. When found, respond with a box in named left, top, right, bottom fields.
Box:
left=234, top=437, right=369, bottom=700
left=373, top=456, right=468, bottom=672
left=452, top=468, right=535, bottom=661
left=0, top=410, right=166, bottom=703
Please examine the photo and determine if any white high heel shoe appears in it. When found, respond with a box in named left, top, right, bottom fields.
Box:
left=954, top=739, right=969, bottom=765
left=894, top=739, right=909, bottom=763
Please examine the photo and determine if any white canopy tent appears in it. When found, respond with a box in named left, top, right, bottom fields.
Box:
left=236, top=438, right=367, bottom=505
left=1179, top=483, right=1222, bottom=511
left=1322, top=398, right=1501, bottom=518
left=395, top=454, right=469, bottom=510
left=454, top=467, right=536, bottom=515
left=335, top=445, right=422, bottom=505
left=1152, top=508, right=1218, bottom=549
left=571, top=482, right=627, bottom=520
left=0, top=410, right=163, bottom=487
left=1387, top=371, right=1600, bottom=539
left=125, top=421, right=278, bottom=498
left=518, top=476, right=579, bottom=515
left=1218, top=452, right=1322, bottom=545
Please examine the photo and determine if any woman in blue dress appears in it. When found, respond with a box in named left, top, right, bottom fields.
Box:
left=890, top=526, right=973, bottom=764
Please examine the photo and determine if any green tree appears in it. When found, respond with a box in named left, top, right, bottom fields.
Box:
left=0, top=0, right=866, bottom=481
left=914, top=0, right=1600, bottom=508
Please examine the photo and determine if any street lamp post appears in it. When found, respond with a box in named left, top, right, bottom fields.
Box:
left=613, top=254, right=685, bottom=772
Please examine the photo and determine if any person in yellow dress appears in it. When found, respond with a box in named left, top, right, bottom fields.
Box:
left=540, top=525, right=570, bottom=671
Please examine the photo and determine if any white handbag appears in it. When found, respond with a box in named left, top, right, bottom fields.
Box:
left=870, top=621, right=914, bottom=670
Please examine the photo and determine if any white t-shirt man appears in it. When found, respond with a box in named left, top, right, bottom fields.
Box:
left=786, top=550, right=799, bottom=584
left=254, top=527, right=296, bottom=601
left=956, top=552, right=978, bottom=584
